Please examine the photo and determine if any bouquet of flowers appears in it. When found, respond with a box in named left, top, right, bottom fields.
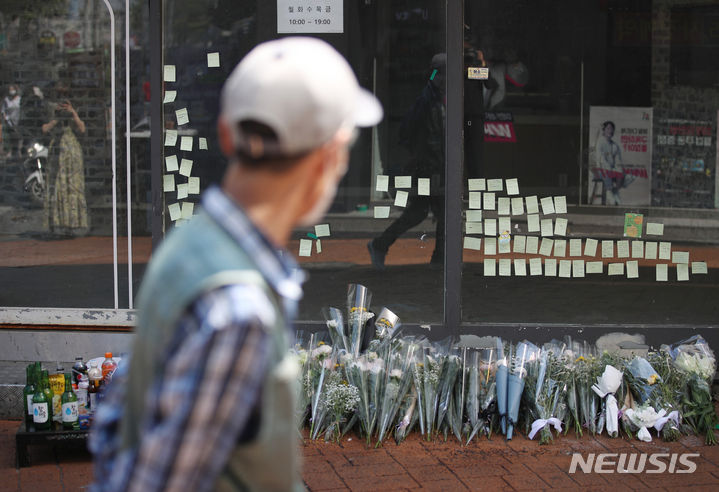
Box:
left=375, top=340, right=416, bottom=446
left=464, top=347, right=497, bottom=444
left=374, top=307, right=402, bottom=342
left=413, top=342, right=444, bottom=439
left=324, top=307, right=350, bottom=354
left=646, top=349, right=684, bottom=441
left=345, top=348, right=386, bottom=444
left=347, top=284, right=374, bottom=357
left=506, top=341, right=540, bottom=439
left=436, top=343, right=462, bottom=440
left=524, top=344, right=568, bottom=444
left=666, top=335, right=718, bottom=445
left=321, top=369, right=361, bottom=442
left=447, top=347, right=469, bottom=442
left=308, top=341, right=337, bottom=440
left=573, top=343, right=602, bottom=435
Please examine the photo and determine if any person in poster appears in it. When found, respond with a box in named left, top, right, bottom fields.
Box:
left=597, top=120, right=624, bottom=205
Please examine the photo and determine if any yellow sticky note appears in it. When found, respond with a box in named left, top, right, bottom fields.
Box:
left=659, top=241, right=672, bottom=260
left=602, top=240, right=614, bottom=258
left=544, top=259, right=557, bottom=276
left=199, top=137, right=208, bottom=150
left=394, top=176, right=412, bottom=188
left=165, top=155, right=179, bottom=172
left=180, top=136, right=193, bottom=151
left=553, top=239, right=566, bottom=257
left=569, top=239, right=582, bottom=257
left=483, top=258, right=496, bottom=276
left=656, top=264, right=668, bottom=282
left=692, top=261, right=708, bottom=274
left=299, top=239, right=312, bottom=257
left=506, top=178, right=520, bottom=196
left=168, top=203, right=181, bottom=221
left=165, top=129, right=178, bottom=147
left=677, top=263, right=689, bottom=281
left=163, top=90, right=177, bottom=103
left=499, top=259, right=512, bottom=276
left=672, top=251, right=689, bottom=264
left=540, top=197, right=555, bottom=215
left=554, top=218, right=568, bottom=236
left=468, top=178, right=486, bottom=191
left=498, top=217, right=511, bottom=234
left=465, top=222, right=483, bottom=235
left=586, top=261, right=603, bottom=274
left=374, top=206, right=390, bottom=219
left=463, top=236, right=482, bottom=250
left=616, top=240, right=630, bottom=258
left=466, top=210, right=482, bottom=222
left=316, top=239, right=322, bottom=254
left=513, top=235, right=526, bottom=254
left=207, top=52, right=220, bottom=68
left=526, top=236, right=539, bottom=254
left=418, top=178, right=430, bottom=196
left=181, top=202, right=194, bottom=220
left=525, top=196, right=539, bottom=214
left=527, top=214, right=540, bottom=232
left=627, top=260, right=639, bottom=279
left=514, top=259, right=527, bottom=276
left=646, top=223, right=664, bottom=236
left=484, top=237, right=497, bottom=255
left=177, top=183, right=189, bottom=200
left=469, top=192, right=482, bottom=209
left=483, top=192, right=496, bottom=210
left=584, top=238, right=598, bottom=257
left=176, top=108, right=189, bottom=126
left=179, top=159, right=193, bottom=177
left=559, top=260, right=572, bottom=278
left=540, top=219, right=553, bottom=237
left=395, top=190, right=409, bottom=207
left=539, top=238, right=554, bottom=256
left=511, top=197, right=524, bottom=216
left=163, top=65, right=176, bottom=82
left=498, top=197, right=510, bottom=216
left=572, top=260, right=585, bottom=278
left=484, top=219, right=497, bottom=236
left=163, top=174, right=175, bottom=192
left=554, top=196, right=568, bottom=214
left=376, top=175, right=389, bottom=192
left=188, top=177, right=200, bottom=195
left=631, top=241, right=644, bottom=259
left=529, top=258, right=542, bottom=276
left=644, top=241, right=657, bottom=260
left=315, top=224, right=331, bottom=237
left=608, top=262, right=624, bottom=276
left=487, top=179, right=503, bottom=192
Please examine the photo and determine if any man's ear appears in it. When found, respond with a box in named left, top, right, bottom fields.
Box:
left=217, top=118, right=236, bottom=158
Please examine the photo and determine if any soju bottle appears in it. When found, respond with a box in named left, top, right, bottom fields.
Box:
left=61, top=373, right=79, bottom=430
left=41, top=370, right=54, bottom=425
left=32, top=375, right=51, bottom=431
left=23, top=365, right=35, bottom=427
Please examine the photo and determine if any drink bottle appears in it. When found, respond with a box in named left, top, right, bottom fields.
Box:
left=23, top=365, right=35, bottom=427
left=61, top=373, right=79, bottom=430
left=41, top=370, right=54, bottom=424
left=87, top=362, right=103, bottom=412
left=75, top=374, right=89, bottom=415
left=71, top=357, right=87, bottom=386
left=101, top=352, right=117, bottom=383
left=49, top=364, right=65, bottom=422
left=32, top=375, right=51, bottom=431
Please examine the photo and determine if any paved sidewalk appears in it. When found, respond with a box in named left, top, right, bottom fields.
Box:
left=2, top=419, right=719, bottom=491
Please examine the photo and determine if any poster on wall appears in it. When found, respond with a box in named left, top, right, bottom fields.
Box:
left=651, top=115, right=716, bottom=209
left=277, top=0, right=344, bottom=34
left=587, top=106, right=652, bottom=206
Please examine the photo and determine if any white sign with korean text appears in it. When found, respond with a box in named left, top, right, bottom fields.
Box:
left=277, top=1, right=343, bottom=34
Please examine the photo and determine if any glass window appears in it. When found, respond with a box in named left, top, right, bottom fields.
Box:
left=461, top=0, right=719, bottom=326
left=0, top=1, right=149, bottom=310
left=162, top=1, right=447, bottom=324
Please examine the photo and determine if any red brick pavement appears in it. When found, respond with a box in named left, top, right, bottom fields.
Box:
left=2, top=419, right=719, bottom=491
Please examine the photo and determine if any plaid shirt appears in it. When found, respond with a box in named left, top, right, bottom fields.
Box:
left=90, top=187, right=305, bottom=492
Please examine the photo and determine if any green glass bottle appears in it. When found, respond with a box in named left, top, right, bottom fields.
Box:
left=32, top=374, right=51, bottom=431
left=23, top=365, right=35, bottom=427
left=61, top=373, right=79, bottom=430
left=41, top=370, right=54, bottom=425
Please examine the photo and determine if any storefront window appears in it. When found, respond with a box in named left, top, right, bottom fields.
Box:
left=161, top=0, right=447, bottom=324
left=461, top=0, right=719, bottom=326
left=0, top=0, right=151, bottom=310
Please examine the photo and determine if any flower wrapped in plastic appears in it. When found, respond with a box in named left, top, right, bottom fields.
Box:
left=524, top=344, right=568, bottom=444
left=321, top=370, right=360, bottom=443
left=591, top=364, right=623, bottom=437
left=374, top=307, right=402, bottom=342
left=447, top=347, right=470, bottom=442
left=324, top=307, right=350, bottom=354
left=308, top=342, right=338, bottom=440
left=572, top=342, right=602, bottom=435
left=623, top=404, right=677, bottom=442
left=506, top=341, right=540, bottom=440
left=665, top=335, right=718, bottom=445
left=413, top=342, right=444, bottom=439
left=347, top=284, right=374, bottom=357
left=376, top=340, right=416, bottom=446
left=465, top=346, right=497, bottom=444
left=345, top=349, right=386, bottom=444
left=436, top=344, right=462, bottom=439
left=646, top=349, right=684, bottom=441
left=625, top=357, right=662, bottom=405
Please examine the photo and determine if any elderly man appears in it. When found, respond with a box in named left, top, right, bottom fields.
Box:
left=90, top=37, right=382, bottom=491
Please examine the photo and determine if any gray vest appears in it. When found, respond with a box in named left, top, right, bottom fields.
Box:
left=122, top=210, right=303, bottom=491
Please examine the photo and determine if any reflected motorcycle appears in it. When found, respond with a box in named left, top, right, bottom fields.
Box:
left=23, top=141, right=48, bottom=204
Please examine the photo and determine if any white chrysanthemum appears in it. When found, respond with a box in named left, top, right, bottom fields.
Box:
left=675, top=352, right=716, bottom=380
left=311, top=344, right=332, bottom=359
left=389, top=369, right=403, bottom=379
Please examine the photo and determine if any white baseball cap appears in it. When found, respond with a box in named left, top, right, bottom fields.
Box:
left=221, top=37, right=383, bottom=159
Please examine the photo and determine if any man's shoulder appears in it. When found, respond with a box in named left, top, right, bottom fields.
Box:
left=192, top=281, right=280, bottom=332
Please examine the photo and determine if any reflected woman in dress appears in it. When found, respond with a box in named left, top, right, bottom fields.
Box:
left=41, top=79, right=88, bottom=236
